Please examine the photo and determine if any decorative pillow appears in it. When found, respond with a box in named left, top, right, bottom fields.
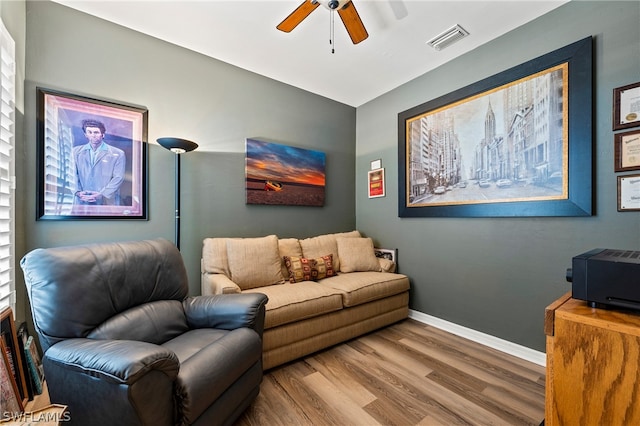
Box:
left=336, top=237, right=382, bottom=273
left=313, top=254, right=335, bottom=280
left=283, top=254, right=335, bottom=283
left=299, top=230, right=361, bottom=272
left=378, top=257, right=396, bottom=273
left=202, top=237, right=232, bottom=276
left=278, top=238, right=303, bottom=280
left=226, top=235, right=285, bottom=290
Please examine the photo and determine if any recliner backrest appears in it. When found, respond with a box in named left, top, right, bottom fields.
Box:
left=88, top=300, right=189, bottom=344
left=20, top=239, right=188, bottom=351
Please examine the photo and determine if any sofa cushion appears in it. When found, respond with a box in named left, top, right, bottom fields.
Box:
left=202, top=238, right=232, bottom=276
left=244, top=282, right=344, bottom=329
left=226, top=235, right=285, bottom=290
left=299, top=230, right=360, bottom=272
left=317, top=272, right=410, bottom=307
left=283, top=254, right=335, bottom=283
left=278, top=238, right=303, bottom=280
left=336, top=237, right=382, bottom=273
left=203, top=236, right=301, bottom=281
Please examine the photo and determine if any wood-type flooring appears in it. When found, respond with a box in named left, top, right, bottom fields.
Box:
left=235, top=319, right=545, bottom=426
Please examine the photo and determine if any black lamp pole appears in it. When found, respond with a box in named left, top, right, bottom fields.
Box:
left=157, top=137, right=199, bottom=250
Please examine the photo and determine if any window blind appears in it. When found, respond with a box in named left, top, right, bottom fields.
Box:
left=0, top=19, right=16, bottom=311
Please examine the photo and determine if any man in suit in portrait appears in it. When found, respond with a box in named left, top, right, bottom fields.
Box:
left=73, top=119, right=125, bottom=206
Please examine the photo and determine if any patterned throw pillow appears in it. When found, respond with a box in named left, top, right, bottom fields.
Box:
left=283, top=254, right=335, bottom=283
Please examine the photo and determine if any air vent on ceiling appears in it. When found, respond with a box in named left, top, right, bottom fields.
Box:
left=427, top=24, right=469, bottom=51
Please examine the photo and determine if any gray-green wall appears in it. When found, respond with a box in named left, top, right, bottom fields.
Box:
left=355, top=1, right=640, bottom=352
left=19, top=1, right=356, bottom=302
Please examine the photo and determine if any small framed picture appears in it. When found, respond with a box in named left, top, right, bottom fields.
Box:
left=24, top=336, right=44, bottom=395
left=613, top=82, right=640, bottom=131
left=1, top=307, right=28, bottom=406
left=374, top=247, right=397, bottom=263
left=617, top=174, right=640, bottom=211
left=615, top=129, right=640, bottom=172
left=368, top=168, right=385, bottom=198
left=1, top=337, right=23, bottom=415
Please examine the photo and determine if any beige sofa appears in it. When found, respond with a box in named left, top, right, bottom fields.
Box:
left=201, top=231, right=410, bottom=370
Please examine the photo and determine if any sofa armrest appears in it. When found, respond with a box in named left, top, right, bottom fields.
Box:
left=45, top=338, right=179, bottom=384
left=202, top=272, right=241, bottom=295
left=183, top=293, right=268, bottom=336
left=378, top=257, right=396, bottom=273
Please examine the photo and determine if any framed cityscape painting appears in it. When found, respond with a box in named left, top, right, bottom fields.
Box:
left=398, top=37, right=593, bottom=217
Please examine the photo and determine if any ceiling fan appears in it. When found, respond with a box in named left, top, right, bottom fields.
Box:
left=277, top=0, right=369, bottom=46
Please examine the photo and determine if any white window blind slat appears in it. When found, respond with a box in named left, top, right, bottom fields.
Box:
left=0, top=19, right=15, bottom=311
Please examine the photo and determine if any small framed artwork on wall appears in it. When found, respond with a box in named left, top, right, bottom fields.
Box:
left=368, top=168, right=385, bottom=198
left=613, top=82, right=640, bottom=131
left=614, top=129, right=640, bottom=172
left=617, top=174, right=640, bottom=211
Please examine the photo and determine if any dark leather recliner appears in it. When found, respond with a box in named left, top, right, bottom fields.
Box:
left=20, top=238, right=268, bottom=426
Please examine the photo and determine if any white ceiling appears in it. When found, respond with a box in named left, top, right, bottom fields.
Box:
left=53, top=0, right=569, bottom=107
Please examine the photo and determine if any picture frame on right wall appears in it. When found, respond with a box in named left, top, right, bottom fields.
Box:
left=613, top=82, right=640, bottom=131
left=614, top=129, right=640, bottom=172
left=398, top=37, right=593, bottom=218
left=368, top=168, right=385, bottom=198
left=617, top=174, right=640, bottom=211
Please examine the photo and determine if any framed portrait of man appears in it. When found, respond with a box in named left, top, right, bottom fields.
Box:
left=36, top=88, right=148, bottom=220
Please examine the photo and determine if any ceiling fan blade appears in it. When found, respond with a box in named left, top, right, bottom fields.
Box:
left=277, top=0, right=321, bottom=33
left=389, top=0, right=408, bottom=20
left=337, top=1, right=368, bottom=44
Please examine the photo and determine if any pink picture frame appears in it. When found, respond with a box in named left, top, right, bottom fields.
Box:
left=36, top=87, right=148, bottom=220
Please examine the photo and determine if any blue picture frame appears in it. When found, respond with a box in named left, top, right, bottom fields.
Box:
left=398, top=37, right=592, bottom=217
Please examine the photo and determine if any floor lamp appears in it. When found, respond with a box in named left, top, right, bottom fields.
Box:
left=157, top=137, right=199, bottom=250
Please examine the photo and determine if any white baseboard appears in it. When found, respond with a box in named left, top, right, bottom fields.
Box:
left=408, top=309, right=546, bottom=367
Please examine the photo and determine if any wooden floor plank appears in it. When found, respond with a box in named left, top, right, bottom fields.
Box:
left=305, top=351, right=378, bottom=407
left=399, top=335, right=544, bottom=400
left=406, top=322, right=545, bottom=381
left=235, top=319, right=545, bottom=426
left=303, top=371, right=380, bottom=425
left=357, top=333, right=434, bottom=377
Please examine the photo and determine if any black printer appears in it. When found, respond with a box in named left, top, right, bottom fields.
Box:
left=566, top=248, right=640, bottom=311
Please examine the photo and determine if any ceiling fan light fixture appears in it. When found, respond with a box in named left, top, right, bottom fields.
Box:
left=427, top=24, right=469, bottom=51
left=317, top=0, right=351, bottom=11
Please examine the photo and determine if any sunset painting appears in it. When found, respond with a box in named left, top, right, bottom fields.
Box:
left=245, top=138, right=326, bottom=206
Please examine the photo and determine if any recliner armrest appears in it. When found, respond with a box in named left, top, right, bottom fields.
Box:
left=183, top=293, right=268, bottom=336
left=44, top=338, right=179, bottom=384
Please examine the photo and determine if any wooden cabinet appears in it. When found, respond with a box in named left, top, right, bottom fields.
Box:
left=545, top=292, right=640, bottom=425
